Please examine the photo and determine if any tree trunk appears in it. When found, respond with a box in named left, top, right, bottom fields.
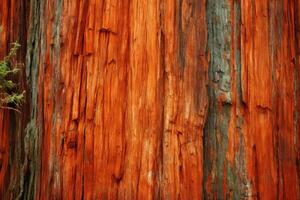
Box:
left=0, top=0, right=30, bottom=199
left=0, top=0, right=300, bottom=199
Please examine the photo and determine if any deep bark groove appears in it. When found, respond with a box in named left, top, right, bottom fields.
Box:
left=0, top=0, right=300, bottom=199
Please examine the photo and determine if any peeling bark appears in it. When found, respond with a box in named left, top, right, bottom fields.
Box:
left=0, top=0, right=29, bottom=199
left=1, top=0, right=300, bottom=199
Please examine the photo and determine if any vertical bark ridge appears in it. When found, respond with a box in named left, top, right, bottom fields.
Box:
left=1, top=0, right=300, bottom=199
left=240, top=0, right=300, bottom=198
left=0, top=0, right=29, bottom=199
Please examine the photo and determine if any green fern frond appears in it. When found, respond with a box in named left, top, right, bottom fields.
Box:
left=0, top=28, right=25, bottom=112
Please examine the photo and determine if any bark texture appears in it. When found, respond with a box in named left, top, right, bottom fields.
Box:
left=0, top=0, right=300, bottom=199
left=0, top=0, right=29, bottom=199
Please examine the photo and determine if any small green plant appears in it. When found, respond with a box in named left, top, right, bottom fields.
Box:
left=0, top=41, right=25, bottom=112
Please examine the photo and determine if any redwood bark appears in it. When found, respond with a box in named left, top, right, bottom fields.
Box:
left=0, top=0, right=29, bottom=199
left=0, top=0, right=300, bottom=199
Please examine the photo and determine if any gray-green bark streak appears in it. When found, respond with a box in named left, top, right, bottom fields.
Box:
left=204, top=1, right=247, bottom=199
left=20, top=0, right=42, bottom=199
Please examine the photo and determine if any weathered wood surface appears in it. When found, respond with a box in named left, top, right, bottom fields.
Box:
left=0, top=0, right=29, bottom=199
left=0, top=0, right=300, bottom=199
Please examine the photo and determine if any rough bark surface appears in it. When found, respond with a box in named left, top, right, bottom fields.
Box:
left=0, top=0, right=300, bottom=199
left=0, top=0, right=29, bottom=199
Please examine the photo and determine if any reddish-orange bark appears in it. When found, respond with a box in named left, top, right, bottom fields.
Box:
left=241, top=1, right=299, bottom=198
left=0, top=0, right=300, bottom=199
left=0, top=111, right=9, bottom=197
left=0, top=1, right=29, bottom=199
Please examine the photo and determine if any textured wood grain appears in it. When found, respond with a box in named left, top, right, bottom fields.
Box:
left=0, top=0, right=29, bottom=199
left=26, top=0, right=208, bottom=199
left=1, top=0, right=300, bottom=199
